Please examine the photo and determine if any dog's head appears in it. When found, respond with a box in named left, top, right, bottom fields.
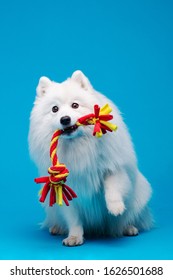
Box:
left=32, top=71, right=99, bottom=140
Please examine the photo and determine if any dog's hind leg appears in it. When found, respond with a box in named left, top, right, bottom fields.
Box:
left=49, top=225, right=66, bottom=235
left=123, top=225, right=139, bottom=236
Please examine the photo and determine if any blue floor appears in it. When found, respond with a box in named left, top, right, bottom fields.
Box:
left=1, top=212, right=173, bottom=260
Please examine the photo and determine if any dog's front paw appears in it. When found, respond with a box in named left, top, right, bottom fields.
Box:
left=62, top=235, right=84, bottom=246
left=107, top=200, right=126, bottom=216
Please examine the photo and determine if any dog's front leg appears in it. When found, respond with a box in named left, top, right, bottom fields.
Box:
left=62, top=206, right=84, bottom=246
left=63, top=225, right=84, bottom=246
left=104, top=171, right=131, bottom=216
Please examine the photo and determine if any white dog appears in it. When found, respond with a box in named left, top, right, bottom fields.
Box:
left=29, top=70, right=153, bottom=246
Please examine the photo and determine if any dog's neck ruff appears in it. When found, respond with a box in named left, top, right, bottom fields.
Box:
left=34, top=104, right=117, bottom=207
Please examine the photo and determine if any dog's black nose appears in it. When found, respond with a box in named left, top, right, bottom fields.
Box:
left=60, top=116, right=71, bottom=126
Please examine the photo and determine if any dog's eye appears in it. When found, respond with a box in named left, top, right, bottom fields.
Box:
left=71, top=103, right=79, bottom=109
left=52, top=106, right=59, bottom=113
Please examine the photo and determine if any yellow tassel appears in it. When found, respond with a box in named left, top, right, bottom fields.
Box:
left=100, top=104, right=112, bottom=115
left=55, top=185, right=63, bottom=206
left=100, top=120, right=118, bottom=132
left=96, top=130, right=103, bottom=138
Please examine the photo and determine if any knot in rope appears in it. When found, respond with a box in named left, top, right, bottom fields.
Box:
left=48, top=164, right=69, bottom=185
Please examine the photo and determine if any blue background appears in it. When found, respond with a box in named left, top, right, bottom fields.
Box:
left=0, top=0, right=172, bottom=260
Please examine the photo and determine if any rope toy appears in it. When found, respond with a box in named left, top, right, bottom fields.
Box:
left=35, top=103, right=117, bottom=207
left=77, top=104, right=117, bottom=137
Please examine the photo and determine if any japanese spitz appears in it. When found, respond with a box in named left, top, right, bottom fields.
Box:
left=29, top=70, right=153, bottom=246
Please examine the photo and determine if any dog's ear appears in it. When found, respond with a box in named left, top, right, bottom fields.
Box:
left=36, top=76, right=52, bottom=96
left=71, top=70, right=92, bottom=90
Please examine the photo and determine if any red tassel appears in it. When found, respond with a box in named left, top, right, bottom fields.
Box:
left=94, top=105, right=100, bottom=118
left=63, top=187, right=73, bottom=201
left=93, top=122, right=101, bottom=136
left=39, top=182, right=50, bottom=203
left=49, top=187, right=56, bottom=206
left=77, top=113, right=95, bottom=125
left=62, top=193, right=69, bottom=206
left=64, top=184, right=77, bottom=198
left=35, top=177, right=49, bottom=184
left=99, top=114, right=113, bottom=121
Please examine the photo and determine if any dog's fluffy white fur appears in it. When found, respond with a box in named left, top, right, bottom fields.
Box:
left=29, top=70, right=153, bottom=246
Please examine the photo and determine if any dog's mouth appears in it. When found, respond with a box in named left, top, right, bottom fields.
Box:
left=61, top=124, right=78, bottom=135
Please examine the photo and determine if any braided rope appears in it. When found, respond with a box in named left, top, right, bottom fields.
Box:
left=34, top=103, right=117, bottom=207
